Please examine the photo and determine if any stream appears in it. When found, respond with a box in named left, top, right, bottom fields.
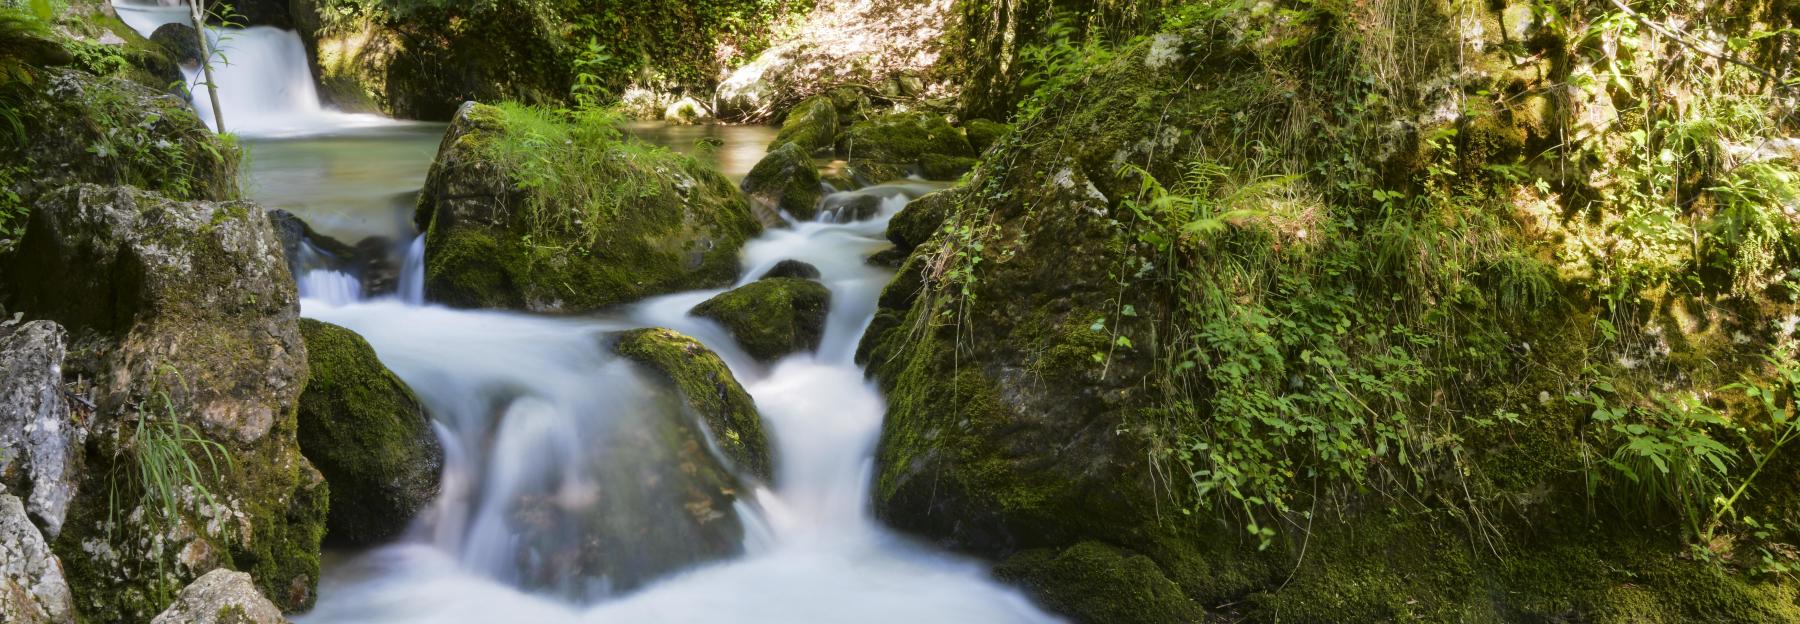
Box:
left=110, top=3, right=1058, bottom=621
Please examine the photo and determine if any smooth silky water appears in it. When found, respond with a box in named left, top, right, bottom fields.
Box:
left=108, top=4, right=1057, bottom=620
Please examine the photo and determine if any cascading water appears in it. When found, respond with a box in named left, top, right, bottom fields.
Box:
left=112, top=1, right=392, bottom=137
left=287, top=181, right=1059, bottom=622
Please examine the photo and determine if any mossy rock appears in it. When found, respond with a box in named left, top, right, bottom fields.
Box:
left=296, top=319, right=442, bottom=547
left=963, top=119, right=1009, bottom=153
left=416, top=102, right=760, bottom=313
left=691, top=278, right=831, bottom=362
left=759, top=259, right=821, bottom=281
left=742, top=142, right=824, bottom=224
left=838, top=112, right=976, bottom=183
left=772, top=95, right=839, bottom=155
left=886, top=189, right=954, bottom=254
left=611, top=328, right=771, bottom=481
left=994, top=542, right=1205, bottom=624
left=919, top=153, right=977, bottom=180
left=1, top=185, right=325, bottom=619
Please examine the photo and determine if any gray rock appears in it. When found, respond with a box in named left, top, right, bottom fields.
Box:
left=150, top=23, right=202, bottom=69
left=0, top=320, right=81, bottom=538
left=0, top=490, right=75, bottom=624
left=150, top=569, right=288, bottom=624
left=759, top=259, right=821, bottom=281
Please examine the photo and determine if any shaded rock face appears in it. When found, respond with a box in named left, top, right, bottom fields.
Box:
left=883, top=188, right=953, bottom=253
left=0, top=320, right=81, bottom=538
left=612, top=328, right=772, bottom=481
left=269, top=210, right=402, bottom=300
left=994, top=542, right=1204, bottom=624
left=416, top=102, right=760, bottom=313
left=0, top=490, right=76, bottom=624
left=759, top=259, right=821, bottom=281
left=741, top=142, right=824, bottom=225
left=0, top=185, right=325, bottom=620
left=296, top=319, right=442, bottom=547
left=210, top=0, right=295, bottom=29
left=692, top=278, right=831, bottom=362
left=149, top=23, right=202, bottom=69
left=149, top=569, right=288, bottom=624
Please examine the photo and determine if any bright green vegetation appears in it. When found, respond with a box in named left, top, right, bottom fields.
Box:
left=692, top=277, right=831, bottom=362
left=613, top=327, right=773, bottom=481
left=418, top=101, right=759, bottom=311
left=297, top=319, right=442, bottom=547
left=862, top=0, right=1800, bottom=619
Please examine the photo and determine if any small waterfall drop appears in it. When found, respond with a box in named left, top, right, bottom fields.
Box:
left=297, top=269, right=363, bottom=307
left=294, top=180, right=1055, bottom=623
left=112, top=1, right=392, bottom=137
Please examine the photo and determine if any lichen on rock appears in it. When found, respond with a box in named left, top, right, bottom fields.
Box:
left=149, top=568, right=288, bottom=624
left=0, top=320, right=81, bottom=538
left=0, top=488, right=77, bottom=624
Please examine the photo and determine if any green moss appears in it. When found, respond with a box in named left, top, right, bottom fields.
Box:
left=994, top=542, right=1205, bottom=624
left=963, top=119, right=1010, bottom=153
left=742, top=142, right=824, bottom=222
left=613, top=328, right=772, bottom=481
left=839, top=112, right=976, bottom=183
left=884, top=189, right=954, bottom=252
left=418, top=102, right=759, bottom=312
left=773, top=95, right=839, bottom=155
left=691, top=277, right=831, bottom=362
left=296, top=319, right=442, bottom=547
left=919, top=153, right=977, bottom=180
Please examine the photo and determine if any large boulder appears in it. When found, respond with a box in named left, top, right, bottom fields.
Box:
left=0, top=489, right=76, bottom=624
left=612, top=328, right=772, bottom=481
left=149, top=569, right=287, bottom=624
left=296, top=319, right=442, bottom=547
left=415, top=102, right=760, bottom=312
left=692, top=278, right=831, bottom=362
left=712, top=0, right=953, bottom=122
left=741, top=142, right=824, bottom=224
left=0, top=320, right=81, bottom=538
left=0, top=185, right=325, bottom=621
left=772, top=95, right=839, bottom=155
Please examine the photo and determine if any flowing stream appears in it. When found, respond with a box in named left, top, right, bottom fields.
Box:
left=110, top=4, right=1059, bottom=620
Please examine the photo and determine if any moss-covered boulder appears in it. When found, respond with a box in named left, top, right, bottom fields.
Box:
left=884, top=188, right=953, bottom=253
left=772, top=95, right=838, bottom=155
left=994, top=542, right=1204, bottom=624
left=416, top=102, right=760, bottom=313
left=692, top=278, right=831, bottom=362
left=0, top=184, right=324, bottom=620
left=741, top=142, right=824, bottom=225
left=295, top=319, right=441, bottom=547
left=838, top=112, right=975, bottom=183
left=612, top=328, right=771, bottom=481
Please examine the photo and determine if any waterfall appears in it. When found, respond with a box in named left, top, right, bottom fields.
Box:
left=112, top=1, right=391, bottom=137
left=296, top=269, right=363, bottom=307
left=398, top=235, right=426, bottom=305
left=295, top=182, right=1055, bottom=623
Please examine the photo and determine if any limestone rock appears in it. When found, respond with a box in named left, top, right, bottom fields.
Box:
left=0, top=490, right=75, bottom=624
left=149, top=569, right=288, bottom=624
left=0, top=320, right=81, bottom=538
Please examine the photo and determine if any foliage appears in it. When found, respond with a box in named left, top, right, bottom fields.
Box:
left=107, top=369, right=234, bottom=607
left=476, top=102, right=693, bottom=249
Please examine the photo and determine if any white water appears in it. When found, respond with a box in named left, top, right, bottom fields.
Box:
left=292, top=183, right=1055, bottom=622
left=112, top=1, right=395, bottom=137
